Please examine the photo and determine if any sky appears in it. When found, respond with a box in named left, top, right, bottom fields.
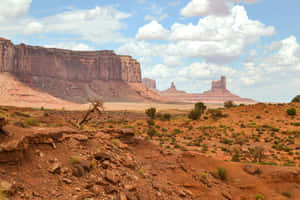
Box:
left=0, top=0, right=299, bottom=102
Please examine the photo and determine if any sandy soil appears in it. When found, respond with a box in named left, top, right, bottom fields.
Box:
left=0, top=103, right=300, bottom=199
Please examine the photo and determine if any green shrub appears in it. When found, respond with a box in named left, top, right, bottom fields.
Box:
left=292, top=95, right=300, bottom=103
left=147, top=127, right=157, bottom=139
left=145, top=107, right=156, bottom=119
left=23, top=118, right=39, bottom=127
left=282, top=191, right=291, bottom=198
left=69, top=156, right=81, bottom=165
left=286, top=108, right=296, bottom=116
left=160, top=113, right=171, bottom=121
left=207, top=109, right=225, bottom=119
left=231, top=150, right=240, bottom=162
left=147, top=119, right=155, bottom=126
left=255, top=194, right=264, bottom=200
left=194, top=102, right=207, bottom=113
left=224, top=101, right=236, bottom=108
left=188, top=109, right=201, bottom=120
left=188, top=102, right=207, bottom=120
left=216, top=167, right=227, bottom=181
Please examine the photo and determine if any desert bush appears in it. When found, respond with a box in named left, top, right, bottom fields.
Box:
left=147, top=119, right=155, bottom=126
left=17, top=118, right=39, bottom=128
left=248, top=146, right=265, bottom=162
left=69, top=156, right=81, bottom=165
left=231, top=150, right=241, bottom=162
left=291, top=95, right=300, bottom=103
left=282, top=191, right=291, bottom=198
left=195, top=102, right=207, bottom=113
left=145, top=107, right=156, bottom=119
left=224, top=101, right=236, bottom=108
left=255, top=194, right=265, bottom=200
left=215, top=167, right=227, bottom=181
left=286, top=108, right=296, bottom=116
left=188, top=109, right=202, bottom=120
left=207, top=109, right=226, bottom=119
left=158, top=113, right=171, bottom=121
left=188, top=102, right=207, bottom=120
left=14, top=111, right=30, bottom=118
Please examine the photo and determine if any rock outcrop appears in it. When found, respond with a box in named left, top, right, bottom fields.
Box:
left=160, top=76, right=256, bottom=104
left=0, top=38, right=165, bottom=103
left=0, top=38, right=142, bottom=83
left=142, top=78, right=156, bottom=89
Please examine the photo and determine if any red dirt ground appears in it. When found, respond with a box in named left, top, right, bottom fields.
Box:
left=0, top=103, right=300, bottom=199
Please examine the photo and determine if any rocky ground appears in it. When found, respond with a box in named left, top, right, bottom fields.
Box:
left=0, top=103, right=300, bottom=199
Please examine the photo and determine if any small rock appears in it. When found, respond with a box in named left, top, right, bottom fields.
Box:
left=48, top=162, right=61, bottom=174
left=62, top=178, right=72, bottom=184
left=72, top=165, right=85, bottom=177
left=120, top=129, right=135, bottom=138
left=124, top=184, right=136, bottom=191
left=0, top=180, right=15, bottom=195
left=117, top=191, right=127, bottom=200
left=105, top=170, right=120, bottom=184
left=72, top=134, right=89, bottom=142
left=94, top=152, right=110, bottom=161
left=243, top=165, right=261, bottom=175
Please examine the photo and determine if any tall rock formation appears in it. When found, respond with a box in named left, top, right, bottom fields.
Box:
left=120, top=56, right=141, bottom=83
left=0, top=38, right=165, bottom=103
left=160, top=76, right=256, bottom=104
left=142, top=78, right=156, bottom=89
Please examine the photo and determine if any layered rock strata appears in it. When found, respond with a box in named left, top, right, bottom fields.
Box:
left=0, top=37, right=164, bottom=103
left=142, top=78, right=156, bottom=89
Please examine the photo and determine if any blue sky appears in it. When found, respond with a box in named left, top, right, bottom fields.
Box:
left=0, top=0, right=299, bottom=102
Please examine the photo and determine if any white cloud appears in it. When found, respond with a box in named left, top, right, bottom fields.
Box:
left=136, top=21, right=170, bottom=40
left=0, top=0, right=31, bottom=21
left=172, top=6, right=274, bottom=63
left=134, top=6, right=274, bottom=63
left=45, top=42, right=94, bottom=51
left=24, top=21, right=44, bottom=35
left=181, top=0, right=231, bottom=17
left=178, top=62, right=236, bottom=79
left=0, top=6, right=131, bottom=44
left=261, top=36, right=300, bottom=73
left=43, top=6, right=131, bottom=44
left=181, top=0, right=262, bottom=17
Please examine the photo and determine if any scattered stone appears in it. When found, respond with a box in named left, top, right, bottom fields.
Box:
left=62, top=178, right=72, bottom=184
left=0, top=180, right=15, bottom=196
left=120, top=129, right=135, bottom=138
left=117, top=191, right=127, bottom=200
left=72, top=165, right=85, bottom=177
left=48, top=162, right=61, bottom=174
left=124, top=184, right=136, bottom=191
left=105, top=170, right=120, bottom=184
left=243, top=165, right=261, bottom=175
left=94, top=152, right=110, bottom=161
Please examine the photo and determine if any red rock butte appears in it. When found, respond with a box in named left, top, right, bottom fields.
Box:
left=0, top=38, right=165, bottom=105
left=159, top=76, right=256, bottom=104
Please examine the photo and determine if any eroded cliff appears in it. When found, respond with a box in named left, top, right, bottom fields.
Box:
left=0, top=38, right=165, bottom=104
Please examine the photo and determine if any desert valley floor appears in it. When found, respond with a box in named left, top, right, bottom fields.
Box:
left=0, top=103, right=300, bottom=199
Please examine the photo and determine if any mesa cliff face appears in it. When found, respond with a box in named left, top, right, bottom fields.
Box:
left=142, top=78, right=156, bottom=89
left=0, top=38, right=141, bottom=83
left=0, top=38, right=165, bottom=104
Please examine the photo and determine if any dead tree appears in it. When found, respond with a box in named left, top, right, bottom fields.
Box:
left=78, top=99, right=104, bottom=126
left=0, top=117, right=8, bottom=135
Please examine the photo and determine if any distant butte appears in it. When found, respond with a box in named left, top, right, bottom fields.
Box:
left=158, top=76, right=256, bottom=104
